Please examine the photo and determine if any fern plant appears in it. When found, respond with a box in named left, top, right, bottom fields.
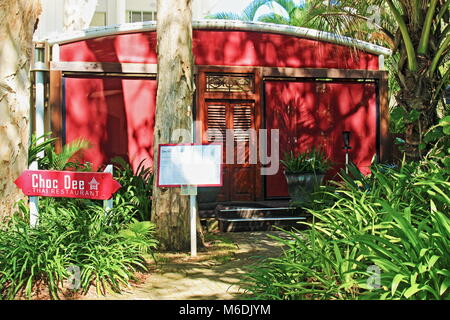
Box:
left=112, top=157, right=153, bottom=221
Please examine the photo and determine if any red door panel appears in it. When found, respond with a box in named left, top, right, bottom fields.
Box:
left=264, top=81, right=301, bottom=198
left=204, top=100, right=257, bottom=201
left=64, top=76, right=157, bottom=171
left=328, top=82, right=377, bottom=176
left=295, top=82, right=334, bottom=157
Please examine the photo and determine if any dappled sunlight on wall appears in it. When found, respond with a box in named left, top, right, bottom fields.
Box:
left=193, top=31, right=379, bottom=69
left=328, top=83, right=377, bottom=176
left=65, top=77, right=156, bottom=172
left=60, top=30, right=378, bottom=70
left=60, top=32, right=158, bottom=64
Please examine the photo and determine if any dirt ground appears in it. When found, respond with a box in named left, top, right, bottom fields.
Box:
left=79, top=231, right=289, bottom=300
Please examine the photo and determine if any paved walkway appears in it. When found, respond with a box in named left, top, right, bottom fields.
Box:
left=82, top=231, right=288, bottom=300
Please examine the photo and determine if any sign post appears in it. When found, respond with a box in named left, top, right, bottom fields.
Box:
left=28, top=163, right=40, bottom=228
left=181, top=185, right=198, bottom=257
left=157, top=144, right=223, bottom=257
left=190, top=194, right=197, bottom=256
left=15, top=169, right=121, bottom=228
left=29, top=45, right=47, bottom=228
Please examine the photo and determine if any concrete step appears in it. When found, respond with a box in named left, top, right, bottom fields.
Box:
left=216, top=206, right=307, bottom=232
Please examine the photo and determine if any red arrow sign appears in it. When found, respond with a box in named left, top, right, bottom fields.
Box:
left=14, top=170, right=121, bottom=200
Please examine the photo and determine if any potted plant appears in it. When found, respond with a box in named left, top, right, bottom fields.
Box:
left=281, top=148, right=332, bottom=204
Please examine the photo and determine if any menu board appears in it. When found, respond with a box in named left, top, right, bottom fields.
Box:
left=157, top=144, right=223, bottom=187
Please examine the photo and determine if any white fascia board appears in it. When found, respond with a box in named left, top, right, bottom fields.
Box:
left=43, top=19, right=391, bottom=57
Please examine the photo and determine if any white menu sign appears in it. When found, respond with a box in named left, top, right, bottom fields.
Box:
left=157, top=144, right=223, bottom=187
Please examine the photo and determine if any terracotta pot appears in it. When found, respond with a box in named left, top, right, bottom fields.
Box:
left=284, top=172, right=325, bottom=203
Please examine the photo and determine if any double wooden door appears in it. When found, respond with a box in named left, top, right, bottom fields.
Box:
left=204, top=100, right=259, bottom=201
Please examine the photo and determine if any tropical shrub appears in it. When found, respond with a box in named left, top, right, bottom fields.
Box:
left=112, top=157, right=153, bottom=221
left=244, top=153, right=450, bottom=300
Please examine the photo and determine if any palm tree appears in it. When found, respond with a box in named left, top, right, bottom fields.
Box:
left=209, top=0, right=449, bottom=160
left=208, top=0, right=322, bottom=28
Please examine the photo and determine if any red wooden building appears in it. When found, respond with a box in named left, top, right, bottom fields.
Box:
left=42, top=20, right=392, bottom=202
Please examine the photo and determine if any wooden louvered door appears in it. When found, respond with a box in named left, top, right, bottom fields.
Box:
left=205, top=100, right=258, bottom=201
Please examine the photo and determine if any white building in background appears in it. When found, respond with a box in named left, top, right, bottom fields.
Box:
left=34, top=0, right=222, bottom=41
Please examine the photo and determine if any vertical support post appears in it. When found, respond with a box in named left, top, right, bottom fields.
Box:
left=30, top=45, right=47, bottom=228
left=182, top=185, right=197, bottom=257
left=29, top=162, right=39, bottom=228
left=190, top=194, right=197, bottom=257
left=190, top=102, right=198, bottom=257
left=35, top=50, right=45, bottom=143
left=103, top=165, right=114, bottom=212
left=345, top=152, right=349, bottom=174
left=378, top=54, right=385, bottom=70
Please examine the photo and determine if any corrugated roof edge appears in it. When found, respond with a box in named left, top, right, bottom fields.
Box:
left=43, top=19, right=392, bottom=56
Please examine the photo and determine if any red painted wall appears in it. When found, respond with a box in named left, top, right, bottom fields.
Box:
left=60, top=30, right=379, bottom=70
left=265, top=81, right=377, bottom=198
left=64, top=76, right=157, bottom=171
left=59, top=29, right=380, bottom=197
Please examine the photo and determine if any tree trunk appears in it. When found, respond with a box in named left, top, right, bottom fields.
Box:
left=0, top=0, right=41, bottom=220
left=392, top=6, right=443, bottom=161
left=397, top=69, right=437, bottom=161
left=151, top=0, right=197, bottom=251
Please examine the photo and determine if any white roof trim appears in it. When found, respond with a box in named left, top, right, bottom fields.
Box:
left=43, top=19, right=391, bottom=56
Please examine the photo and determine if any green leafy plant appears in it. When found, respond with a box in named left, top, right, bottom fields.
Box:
left=353, top=208, right=450, bottom=299
left=118, top=221, right=158, bottom=256
left=28, top=133, right=57, bottom=166
left=0, top=133, right=158, bottom=299
left=244, top=153, right=450, bottom=300
left=0, top=198, right=158, bottom=299
left=281, top=148, right=332, bottom=174
left=112, top=157, right=153, bottom=221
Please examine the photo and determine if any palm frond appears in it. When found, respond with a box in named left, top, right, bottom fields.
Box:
left=54, top=139, right=91, bottom=171
left=242, top=0, right=272, bottom=21
left=257, top=12, right=290, bottom=25
left=28, top=133, right=57, bottom=166
left=206, top=12, right=243, bottom=20
left=269, top=0, right=299, bottom=16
